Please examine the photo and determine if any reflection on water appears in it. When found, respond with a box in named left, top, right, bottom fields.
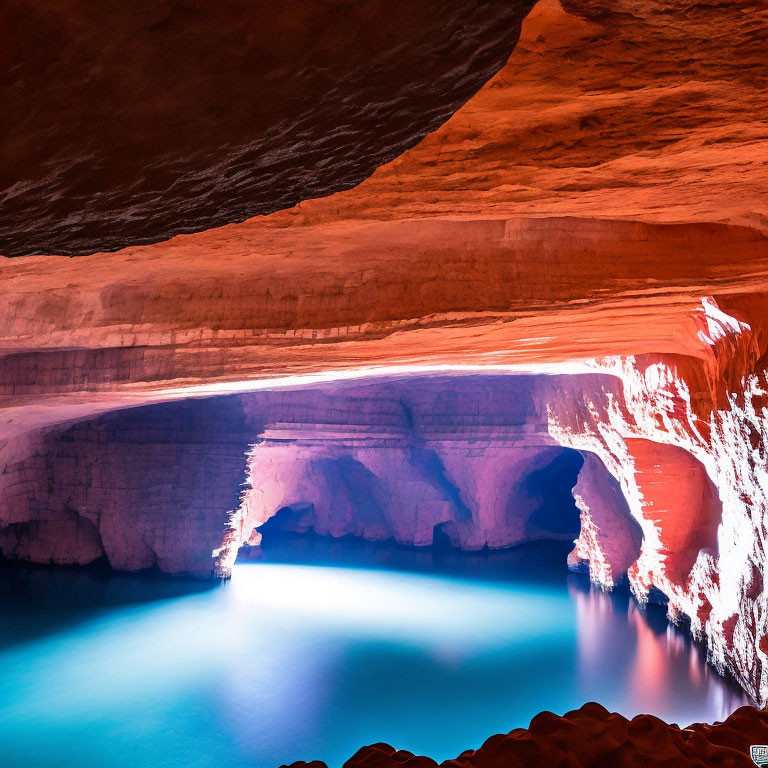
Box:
left=568, top=581, right=744, bottom=725
left=0, top=539, right=749, bottom=768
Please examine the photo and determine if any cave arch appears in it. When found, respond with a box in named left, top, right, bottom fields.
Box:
left=624, top=438, right=722, bottom=588
left=247, top=444, right=590, bottom=561
left=521, top=447, right=584, bottom=541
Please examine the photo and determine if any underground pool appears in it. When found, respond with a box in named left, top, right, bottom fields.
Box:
left=0, top=538, right=748, bottom=768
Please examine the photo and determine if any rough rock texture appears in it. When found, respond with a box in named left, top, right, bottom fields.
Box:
left=545, top=342, right=768, bottom=703
left=0, top=0, right=534, bottom=256
left=267, top=0, right=768, bottom=230
left=0, top=398, right=252, bottom=575
left=0, top=377, right=590, bottom=576
left=281, top=703, right=768, bottom=768
left=567, top=452, right=643, bottom=587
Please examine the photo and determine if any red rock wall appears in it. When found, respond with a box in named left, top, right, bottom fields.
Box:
left=267, top=0, right=768, bottom=230
left=546, top=306, right=768, bottom=704
left=567, top=452, right=643, bottom=586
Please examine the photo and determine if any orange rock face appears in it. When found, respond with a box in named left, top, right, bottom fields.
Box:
left=266, top=0, right=768, bottom=230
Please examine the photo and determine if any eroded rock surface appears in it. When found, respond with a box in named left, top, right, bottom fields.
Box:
left=0, top=398, right=252, bottom=575
left=0, top=377, right=589, bottom=575
left=267, top=0, right=768, bottom=229
left=216, top=377, right=587, bottom=568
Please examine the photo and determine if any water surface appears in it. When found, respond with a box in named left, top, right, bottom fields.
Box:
left=0, top=539, right=748, bottom=767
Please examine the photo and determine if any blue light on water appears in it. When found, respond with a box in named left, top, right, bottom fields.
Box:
left=0, top=542, right=748, bottom=768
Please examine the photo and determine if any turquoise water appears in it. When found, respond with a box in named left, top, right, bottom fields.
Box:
left=0, top=539, right=748, bottom=768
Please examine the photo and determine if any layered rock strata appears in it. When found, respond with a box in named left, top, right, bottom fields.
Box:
left=0, top=398, right=252, bottom=575
left=4, top=294, right=768, bottom=705
left=0, top=376, right=591, bottom=574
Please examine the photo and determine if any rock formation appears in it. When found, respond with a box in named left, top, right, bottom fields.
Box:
left=0, top=0, right=533, bottom=256
left=0, top=376, right=590, bottom=573
left=216, top=377, right=589, bottom=568
left=2, top=0, right=768, bottom=733
left=280, top=703, right=768, bottom=768
left=267, top=0, right=768, bottom=230
left=0, top=398, right=253, bottom=575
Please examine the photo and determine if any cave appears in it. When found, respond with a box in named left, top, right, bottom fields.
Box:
left=3, top=0, right=768, bottom=763
left=245, top=442, right=586, bottom=552
left=0, top=364, right=760, bottom=764
left=7, top=370, right=750, bottom=767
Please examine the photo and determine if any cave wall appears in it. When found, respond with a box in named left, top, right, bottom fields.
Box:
left=0, top=398, right=253, bottom=575
left=0, top=376, right=590, bottom=578
left=1, top=0, right=767, bottom=714
left=4, top=313, right=768, bottom=705
left=229, top=442, right=581, bottom=555
left=0, top=0, right=535, bottom=256
left=545, top=305, right=768, bottom=703
left=212, top=376, right=592, bottom=571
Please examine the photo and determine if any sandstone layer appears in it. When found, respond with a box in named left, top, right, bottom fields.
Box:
left=266, top=0, right=768, bottom=230
left=0, top=398, right=252, bottom=575
left=0, top=377, right=588, bottom=575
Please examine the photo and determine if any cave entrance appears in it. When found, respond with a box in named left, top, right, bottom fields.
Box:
left=431, top=521, right=454, bottom=552
left=520, top=447, right=584, bottom=542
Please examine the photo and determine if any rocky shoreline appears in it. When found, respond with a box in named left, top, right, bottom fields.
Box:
left=284, top=704, right=768, bottom=768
